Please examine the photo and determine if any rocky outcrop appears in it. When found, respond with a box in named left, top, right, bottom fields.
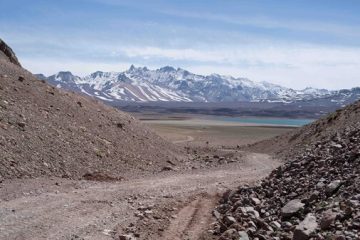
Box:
left=0, top=39, right=21, bottom=66
left=212, top=101, right=360, bottom=239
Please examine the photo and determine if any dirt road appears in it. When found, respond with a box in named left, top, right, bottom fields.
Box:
left=0, top=152, right=279, bottom=240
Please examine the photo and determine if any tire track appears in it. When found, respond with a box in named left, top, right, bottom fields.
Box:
left=161, top=195, right=216, bottom=240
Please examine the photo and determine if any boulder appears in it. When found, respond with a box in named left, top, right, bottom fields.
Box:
left=238, top=231, right=250, bottom=240
left=281, top=199, right=304, bottom=217
left=251, top=197, right=261, bottom=205
left=270, top=221, right=281, bottom=230
left=325, top=180, right=342, bottom=195
left=293, top=213, right=318, bottom=240
left=320, top=210, right=337, bottom=230
left=223, top=215, right=237, bottom=226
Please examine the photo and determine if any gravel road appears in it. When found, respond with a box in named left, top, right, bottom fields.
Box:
left=0, top=152, right=279, bottom=240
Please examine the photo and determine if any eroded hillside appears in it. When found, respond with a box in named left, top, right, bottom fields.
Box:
left=0, top=40, right=183, bottom=180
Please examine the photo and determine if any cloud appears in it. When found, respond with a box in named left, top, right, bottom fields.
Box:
left=188, top=64, right=359, bottom=90
left=21, top=58, right=132, bottom=77
left=3, top=15, right=360, bottom=90
left=159, top=10, right=360, bottom=39
left=119, top=45, right=360, bottom=69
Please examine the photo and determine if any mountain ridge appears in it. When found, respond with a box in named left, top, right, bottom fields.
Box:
left=35, top=66, right=360, bottom=105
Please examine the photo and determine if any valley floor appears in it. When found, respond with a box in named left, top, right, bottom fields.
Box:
left=0, top=117, right=289, bottom=240
left=141, top=114, right=294, bottom=147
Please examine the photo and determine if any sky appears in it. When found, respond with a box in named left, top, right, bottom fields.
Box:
left=1, top=0, right=360, bottom=90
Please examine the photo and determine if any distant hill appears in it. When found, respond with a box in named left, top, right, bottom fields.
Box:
left=248, top=99, right=360, bottom=157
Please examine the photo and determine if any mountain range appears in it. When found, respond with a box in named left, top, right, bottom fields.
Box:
left=35, top=65, right=360, bottom=105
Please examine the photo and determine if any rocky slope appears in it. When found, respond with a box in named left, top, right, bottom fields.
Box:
left=212, top=101, right=360, bottom=239
left=248, top=99, right=360, bottom=157
left=36, top=67, right=360, bottom=105
left=0, top=38, right=21, bottom=67
left=0, top=40, right=183, bottom=180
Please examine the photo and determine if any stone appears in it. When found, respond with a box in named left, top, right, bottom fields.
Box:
left=17, top=122, right=26, bottom=128
left=282, top=221, right=293, bottom=228
left=239, top=206, right=259, bottom=218
left=325, top=180, right=342, bottom=195
left=213, top=209, right=221, bottom=220
left=251, top=197, right=261, bottom=205
left=332, top=235, right=346, bottom=240
left=281, top=199, right=304, bottom=217
left=223, top=215, right=237, bottom=226
left=144, top=210, right=153, bottom=215
left=118, top=234, right=136, bottom=240
left=18, top=76, right=25, bottom=82
left=293, top=213, right=318, bottom=240
left=331, top=143, right=342, bottom=149
left=270, top=221, right=281, bottom=229
left=238, top=231, right=250, bottom=240
left=220, top=228, right=238, bottom=239
left=308, top=191, right=320, bottom=202
left=161, top=166, right=176, bottom=171
left=320, top=210, right=337, bottom=230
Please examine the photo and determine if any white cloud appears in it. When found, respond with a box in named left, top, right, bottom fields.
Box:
left=119, top=45, right=360, bottom=68
left=21, top=58, right=131, bottom=77
left=120, top=45, right=360, bottom=89
left=188, top=64, right=360, bottom=90
left=159, top=10, right=360, bottom=38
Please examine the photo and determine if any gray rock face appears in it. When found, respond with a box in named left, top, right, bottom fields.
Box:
left=293, top=213, right=318, bottom=240
left=281, top=199, right=305, bottom=217
left=0, top=39, right=21, bottom=66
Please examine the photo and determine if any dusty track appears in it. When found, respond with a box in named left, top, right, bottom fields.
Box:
left=161, top=195, right=216, bottom=240
left=0, top=152, right=279, bottom=240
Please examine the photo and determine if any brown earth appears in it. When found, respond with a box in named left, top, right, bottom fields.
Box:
left=142, top=118, right=293, bottom=148
left=0, top=151, right=279, bottom=240
left=246, top=100, right=360, bottom=157
left=0, top=49, right=185, bottom=180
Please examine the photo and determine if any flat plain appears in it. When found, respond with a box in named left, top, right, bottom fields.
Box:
left=139, top=113, right=295, bottom=148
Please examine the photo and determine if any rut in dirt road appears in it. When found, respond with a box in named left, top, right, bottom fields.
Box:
left=161, top=195, right=217, bottom=240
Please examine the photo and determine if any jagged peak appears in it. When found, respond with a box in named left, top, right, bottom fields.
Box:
left=129, top=64, right=136, bottom=71
left=158, top=66, right=176, bottom=72
left=90, top=71, right=105, bottom=78
left=127, top=64, right=149, bottom=73
left=56, top=71, right=74, bottom=77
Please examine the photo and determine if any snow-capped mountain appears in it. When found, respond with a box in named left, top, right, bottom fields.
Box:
left=35, top=65, right=359, bottom=104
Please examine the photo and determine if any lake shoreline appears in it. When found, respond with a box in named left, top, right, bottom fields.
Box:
left=138, top=114, right=314, bottom=127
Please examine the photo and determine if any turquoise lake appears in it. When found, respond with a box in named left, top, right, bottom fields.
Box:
left=216, top=117, right=314, bottom=127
